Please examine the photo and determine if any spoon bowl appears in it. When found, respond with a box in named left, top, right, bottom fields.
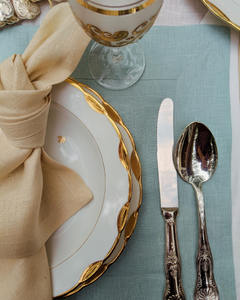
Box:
left=175, top=122, right=219, bottom=300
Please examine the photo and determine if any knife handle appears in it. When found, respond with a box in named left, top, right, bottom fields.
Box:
left=162, top=208, right=186, bottom=300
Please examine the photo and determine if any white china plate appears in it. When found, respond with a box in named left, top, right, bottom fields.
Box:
left=201, top=0, right=240, bottom=30
left=44, top=80, right=130, bottom=297
left=63, top=84, right=142, bottom=297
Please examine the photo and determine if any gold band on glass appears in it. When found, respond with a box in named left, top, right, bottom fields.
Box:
left=201, top=0, right=240, bottom=31
left=75, top=8, right=159, bottom=47
left=75, top=0, right=157, bottom=16
left=87, top=0, right=146, bottom=8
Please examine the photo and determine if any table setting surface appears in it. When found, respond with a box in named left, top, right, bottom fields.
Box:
left=0, top=0, right=239, bottom=299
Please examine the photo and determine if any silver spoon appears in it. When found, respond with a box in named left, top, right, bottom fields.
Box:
left=174, top=122, right=219, bottom=300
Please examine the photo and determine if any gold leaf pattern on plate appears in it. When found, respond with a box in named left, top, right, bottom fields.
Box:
left=80, top=261, right=103, bottom=283
left=57, top=136, right=65, bottom=144
left=52, top=79, right=142, bottom=298
left=117, top=202, right=130, bottom=233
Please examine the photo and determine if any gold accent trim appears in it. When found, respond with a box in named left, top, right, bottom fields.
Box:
left=80, top=261, right=103, bottom=282
left=76, top=18, right=128, bottom=46
left=75, top=0, right=157, bottom=16
left=87, top=0, right=148, bottom=9
left=76, top=9, right=159, bottom=47
left=57, top=136, right=65, bottom=144
left=201, top=0, right=240, bottom=31
left=47, top=0, right=53, bottom=7
left=54, top=78, right=142, bottom=298
left=52, top=78, right=134, bottom=298
left=239, top=38, right=240, bottom=98
left=117, top=202, right=130, bottom=233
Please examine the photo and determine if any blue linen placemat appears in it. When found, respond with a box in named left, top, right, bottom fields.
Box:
left=0, top=24, right=236, bottom=299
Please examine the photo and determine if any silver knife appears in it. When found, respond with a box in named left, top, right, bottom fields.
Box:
left=157, top=98, right=186, bottom=300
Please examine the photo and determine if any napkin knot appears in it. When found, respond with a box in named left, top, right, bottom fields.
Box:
left=0, top=54, right=52, bottom=148
left=0, top=4, right=92, bottom=299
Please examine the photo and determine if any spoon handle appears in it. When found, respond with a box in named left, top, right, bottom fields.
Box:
left=194, top=186, right=219, bottom=300
left=162, top=208, right=186, bottom=300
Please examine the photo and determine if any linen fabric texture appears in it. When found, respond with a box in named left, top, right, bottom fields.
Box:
left=0, top=18, right=237, bottom=300
left=71, top=25, right=236, bottom=299
left=0, top=3, right=92, bottom=300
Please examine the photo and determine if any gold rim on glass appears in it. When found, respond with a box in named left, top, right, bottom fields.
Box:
left=86, top=0, right=147, bottom=9
left=75, top=0, right=157, bottom=16
left=52, top=78, right=142, bottom=298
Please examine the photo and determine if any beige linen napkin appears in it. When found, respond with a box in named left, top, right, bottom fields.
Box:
left=0, top=3, right=92, bottom=299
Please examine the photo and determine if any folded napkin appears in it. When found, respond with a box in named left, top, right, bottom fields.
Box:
left=0, top=3, right=92, bottom=300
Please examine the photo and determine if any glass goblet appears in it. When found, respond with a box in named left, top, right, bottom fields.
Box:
left=69, top=0, right=163, bottom=90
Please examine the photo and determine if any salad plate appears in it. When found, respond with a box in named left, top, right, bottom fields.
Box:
left=44, top=78, right=132, bottom=297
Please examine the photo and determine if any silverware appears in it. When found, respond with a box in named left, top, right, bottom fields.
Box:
left=174, top=122, right=219, bottom=300
left=157, top=98, right=186, bottom=300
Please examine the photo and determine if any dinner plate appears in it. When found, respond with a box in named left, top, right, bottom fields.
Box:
left=64, top=83, right=142, bottom=297
left=201, top=0, right=240, bottom=30
left=44, top=79, right=131, bottom=297
left=44, top=78, right=142, bottom=297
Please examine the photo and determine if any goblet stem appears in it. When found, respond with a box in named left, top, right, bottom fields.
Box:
left=88, top=42, right=145, bottom=90
left=110, top=48, right=123, bottom=63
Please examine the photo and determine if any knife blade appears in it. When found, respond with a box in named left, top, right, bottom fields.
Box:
left=157, top=98, right=186, bottom=300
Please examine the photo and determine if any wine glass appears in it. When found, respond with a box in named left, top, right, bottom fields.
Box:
left=68, top=0, right=163, bottom=90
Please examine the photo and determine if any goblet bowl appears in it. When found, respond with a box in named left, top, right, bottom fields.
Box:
left=68, top=0, right=163, bottom=90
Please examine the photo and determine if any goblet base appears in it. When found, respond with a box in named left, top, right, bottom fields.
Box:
left=88, top=42, right=145, bottom=90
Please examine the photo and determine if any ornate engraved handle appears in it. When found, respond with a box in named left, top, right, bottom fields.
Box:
left=162, top=208, right=186, bottom=300
left=193, top=183, right=219, bottom=300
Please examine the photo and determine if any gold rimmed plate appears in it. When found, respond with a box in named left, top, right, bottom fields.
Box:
left=63, top=83, right=142, bottom=297
left=201, top=0, right=240, bottom=30
left=44, top=78, right=141, bottom=297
